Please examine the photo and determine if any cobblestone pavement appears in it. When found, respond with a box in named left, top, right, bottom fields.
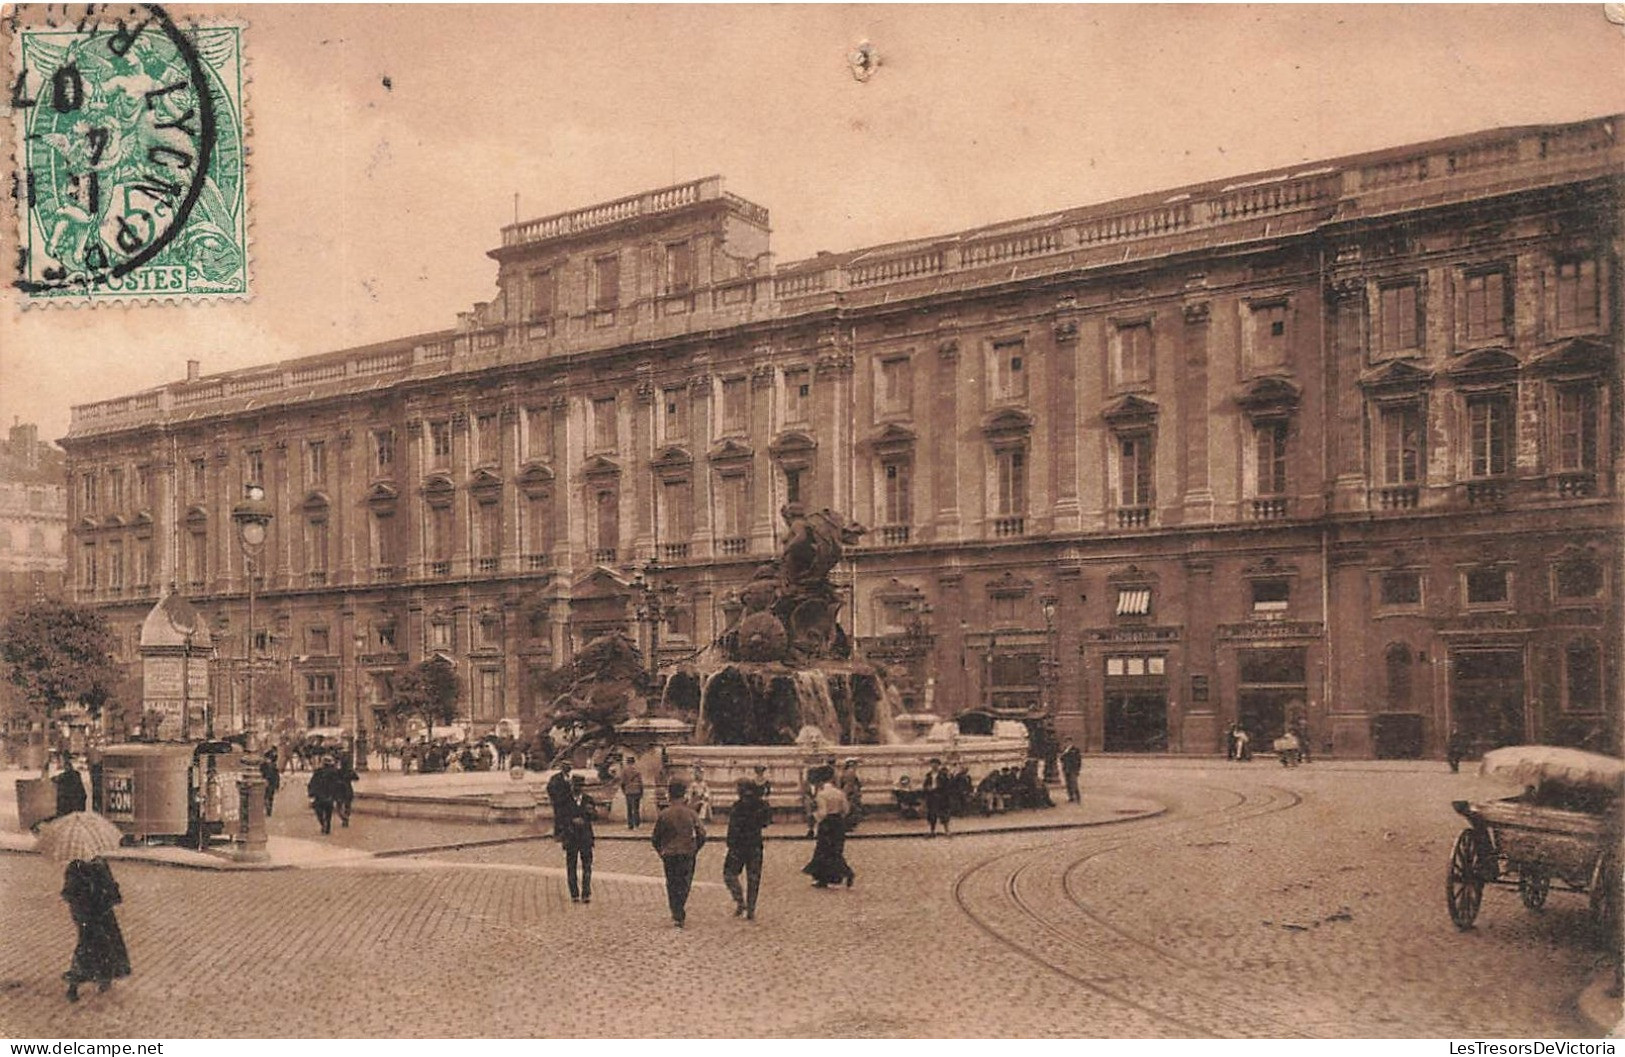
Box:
left=0, top=760, right=1611, bottom=1038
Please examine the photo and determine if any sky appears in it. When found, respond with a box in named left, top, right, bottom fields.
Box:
left=4, top=3, right=1624, bottom=444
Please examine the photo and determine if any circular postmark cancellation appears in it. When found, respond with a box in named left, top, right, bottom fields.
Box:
left=9, top=4, right=227, bottom=295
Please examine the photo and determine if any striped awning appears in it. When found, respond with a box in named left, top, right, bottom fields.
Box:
left=1116, top=588, right=1151, bottom=616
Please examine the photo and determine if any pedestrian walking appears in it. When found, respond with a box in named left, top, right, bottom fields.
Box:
left=547, top=758, right=575, bottom=838
left=620, top=756, right=644, bottom=829
left=51, top=753, right=88, bottom=821
left=802, top=766, right=855, bottom=889
left=689, top=765, right=713, bottom=823
left=838, top=758, right=864, bottom=831
left=922, top=758, right=952, bottom=837
left=307, top=756, right=344, bottom=835
left=723, top=778, right=773, bottom=921
left=561, top=775, right=596, bottom=904
left=1060, top=741, right=1083, bottom=804
left=1447, top=726, right=1468, bottom=773
left=335, top=754, right=359, bottom=827
left=651, top=780, right=706, bottom=927
left=60, top=856, right=131, bottom=1001
left=260, top=748, right=282, bottom=818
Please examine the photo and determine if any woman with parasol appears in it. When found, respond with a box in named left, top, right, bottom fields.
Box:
left=36, top=811, right=131, bottom=1001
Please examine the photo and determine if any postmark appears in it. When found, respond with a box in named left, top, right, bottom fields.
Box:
left=8, top=4, right=247, bottom=302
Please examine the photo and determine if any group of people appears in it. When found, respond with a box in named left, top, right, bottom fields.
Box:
left=303, top=754, right=360, bottom=835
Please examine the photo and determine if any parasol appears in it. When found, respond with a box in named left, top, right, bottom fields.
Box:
left=35, top=810, right=125, bottom=864
left=1478, top=746, right=1625, bottom=792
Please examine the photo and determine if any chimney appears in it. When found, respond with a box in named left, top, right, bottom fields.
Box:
left=186, top=359, right=201, bottom=382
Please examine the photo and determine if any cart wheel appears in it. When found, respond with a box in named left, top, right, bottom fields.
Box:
left=1518, top=868, right=1550, bottom=910
left=1447, top=828, right=1487, bottom=929
left=1588, top=849, right=1620, bottom=946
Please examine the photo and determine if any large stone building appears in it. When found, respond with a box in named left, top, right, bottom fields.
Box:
left=0, top=420, right=68, bottom=606
left=60, top=114, right=1621, bottom=758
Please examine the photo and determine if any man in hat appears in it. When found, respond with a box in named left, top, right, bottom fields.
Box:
left=1059, top=741, right=1083, bottom=804
left=307, top=756, right=344, bottom=835
left=724, top=777, right=773, bottom=920
left=922, top=757, right=951, bottom=836
left=619, top=755, right=644, bottom=829
left=561, top=774, right=596, bottom=904
left=260, top=747, right=283, bottom=817
left=651, top=780, right=706, bottom=927
left=546, top=758, right=575, bottom=839
left=52, top=752, right=88, bottom=819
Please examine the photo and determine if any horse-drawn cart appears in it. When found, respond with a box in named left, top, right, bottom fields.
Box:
left=1446, top=746, right=1622, bottom=936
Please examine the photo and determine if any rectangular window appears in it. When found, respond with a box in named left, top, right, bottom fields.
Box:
left=477, top=500, right=501, bottom=561
left=1115, top=587, right=1152, bottom=617
left=1379, top=281, right=1422, bottom=354
left=376, top=622, right=398, bottom=650
left=718, top=474, right=750, bottom=540
left=245, top=449, right=265, bottom=487
left=662, top=387, right=689, bottom=442
left=136, top=467, right=152, bottom=509
left=306, top=626, right=331, bottom=656
left=996, top=448, right=1026, bottom=516
left=994, top=340, right=1028, bottom=399
left=374, top=430, right=395, bottom=474
left=107, top=541, right=124, bottom=589
left=528, top=268, right=555, bottom=320
left=1251, top=303, right=1289, bottom=368
left=784, top=369, right=811, bottom=424
left=304, top=673, right=337, bottom=729
left=428, top=505, right=454, bottom=563
left=592, top=397, right=618, bottom=452
left=1556, top=386, right=1599, bottom=472
left=1254, top=421, right=1288, bottom=495
left=1115, top=324, right=1152, bottom=388
left=476, top=669, right=503, bottom=722
left=81, top=472, right=97, bottom=512
left=1468, top=394, right=1513, bottom=477
left=306, top=441, right=327, bottom=486
left=880, top=356, right=913, bottom=414
left=661, top=479, right=692, bottom=542
left=429, top=622, right=452, bottom=650
left=1251, top=578, right=1291, bottom=617
left=477, top=413, right=499, bottom=466
left=429, top=420, right=453, bottom=464
left=1465, top=567, right=1510, bottom=606
left=523, top=406, right=551, bottom=461
left=1463, top=270, right=1508, bottom=342
left=190, top=458, right=207, bottom=498
left=1556, top=257, right=1600, bottom=331
left=1566, top=642, right=1602, bottom=712
left=594, top=488, right=619, bottom=559
left=305, top=517, right=329, bottom=573
left=721, top=378, right=748, bottom=434
left=783, top=468, right=804, bottom=506
left=592, top=254, right=620, bottom=311
left=1380, top=405, right=1423, bottom=485
left=1118, top=433, right=1154, bottom=508
left=883, top=460, right=912, bottom=525
left=372, top=511, right=396, bottom=568
left=1380, top=571, right=1423, bottom=607
left=134, top=536, right=151, bottom=587
left=107, top=469, right=125, bottom=511
left=664, top=241, right=694, bottom=294
left=187, top=530, right=207, bottom=584
left=524, top=492, right=552, bottom=558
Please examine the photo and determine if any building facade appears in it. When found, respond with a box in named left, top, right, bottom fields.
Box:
left=60, top=116, right=1623, bottom=757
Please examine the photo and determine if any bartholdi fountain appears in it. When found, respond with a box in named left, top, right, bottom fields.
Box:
left=651, top=506, right=1031, bottom=813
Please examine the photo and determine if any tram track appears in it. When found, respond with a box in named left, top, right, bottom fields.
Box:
left=951, top=776, right=1310, bottom=1038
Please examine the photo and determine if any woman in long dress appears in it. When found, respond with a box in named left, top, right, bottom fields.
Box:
left=801, top=767, right=855, bottom=888
left=61, top=857, right=131, bottom=1001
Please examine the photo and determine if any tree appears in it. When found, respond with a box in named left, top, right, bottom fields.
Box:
left=388, top=657, right=460, bottom=740
left=0, top=599, right=119, bottom=730
left=526, top=631, right=648, bottom=760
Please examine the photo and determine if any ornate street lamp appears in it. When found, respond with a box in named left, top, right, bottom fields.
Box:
left=230, top=483, right=273, bottom=749
left=228, top=482, right=273, bottom=864
left=631, top=557, right=679, bottom=707
left=1039, top=593, right=1060, bottom=780
left=352, top=631, right=369, bottom=771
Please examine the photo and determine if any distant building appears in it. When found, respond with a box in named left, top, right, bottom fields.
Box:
left=0, top=420, right=68, bottom=605
left=59, top=115, right=1622, bottom=757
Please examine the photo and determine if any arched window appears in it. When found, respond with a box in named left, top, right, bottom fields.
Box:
left=1385, top=642, right=1413, bottom=709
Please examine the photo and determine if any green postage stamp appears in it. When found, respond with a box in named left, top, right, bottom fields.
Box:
left=8, top=4, right=247, bottom=302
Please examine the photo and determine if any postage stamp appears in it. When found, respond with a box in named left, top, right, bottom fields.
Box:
left=7, top=4, right=247, bottom=302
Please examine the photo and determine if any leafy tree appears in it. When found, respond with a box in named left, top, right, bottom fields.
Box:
left=527, top=631, right=648, bottom=759
left=0, top=599, right=119, bottom=729
left=388, top=657, right=460, bottom=739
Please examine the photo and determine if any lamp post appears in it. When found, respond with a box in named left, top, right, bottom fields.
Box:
left=352, top=631, right=369, bottom=771
left=632, top=557, right=677, bottom=710
left=229, top=483, right=272, bottom=864
left=1039, top=593, right=1059, bottom=781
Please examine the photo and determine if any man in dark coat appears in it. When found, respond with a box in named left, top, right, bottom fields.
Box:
left=1060, top=742, right=1083, bottom=803
left=922, top=758, right=952, bottom=837
left=723, top=778, right=773, bottom=920
left=260, top=748, right=282, bottom=818
left=619, top=756, right=644, bottom=830
left=307, top=757, right=344, bottom=835
left=53, top=754, right=88, bottom=819
left=334, top=755, right=359, bottom=827
left=561, top=775, right=596, bottom=904
left=546, top=759, right=575, bottom=838
left=651, top=780, right=705, bottom=928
